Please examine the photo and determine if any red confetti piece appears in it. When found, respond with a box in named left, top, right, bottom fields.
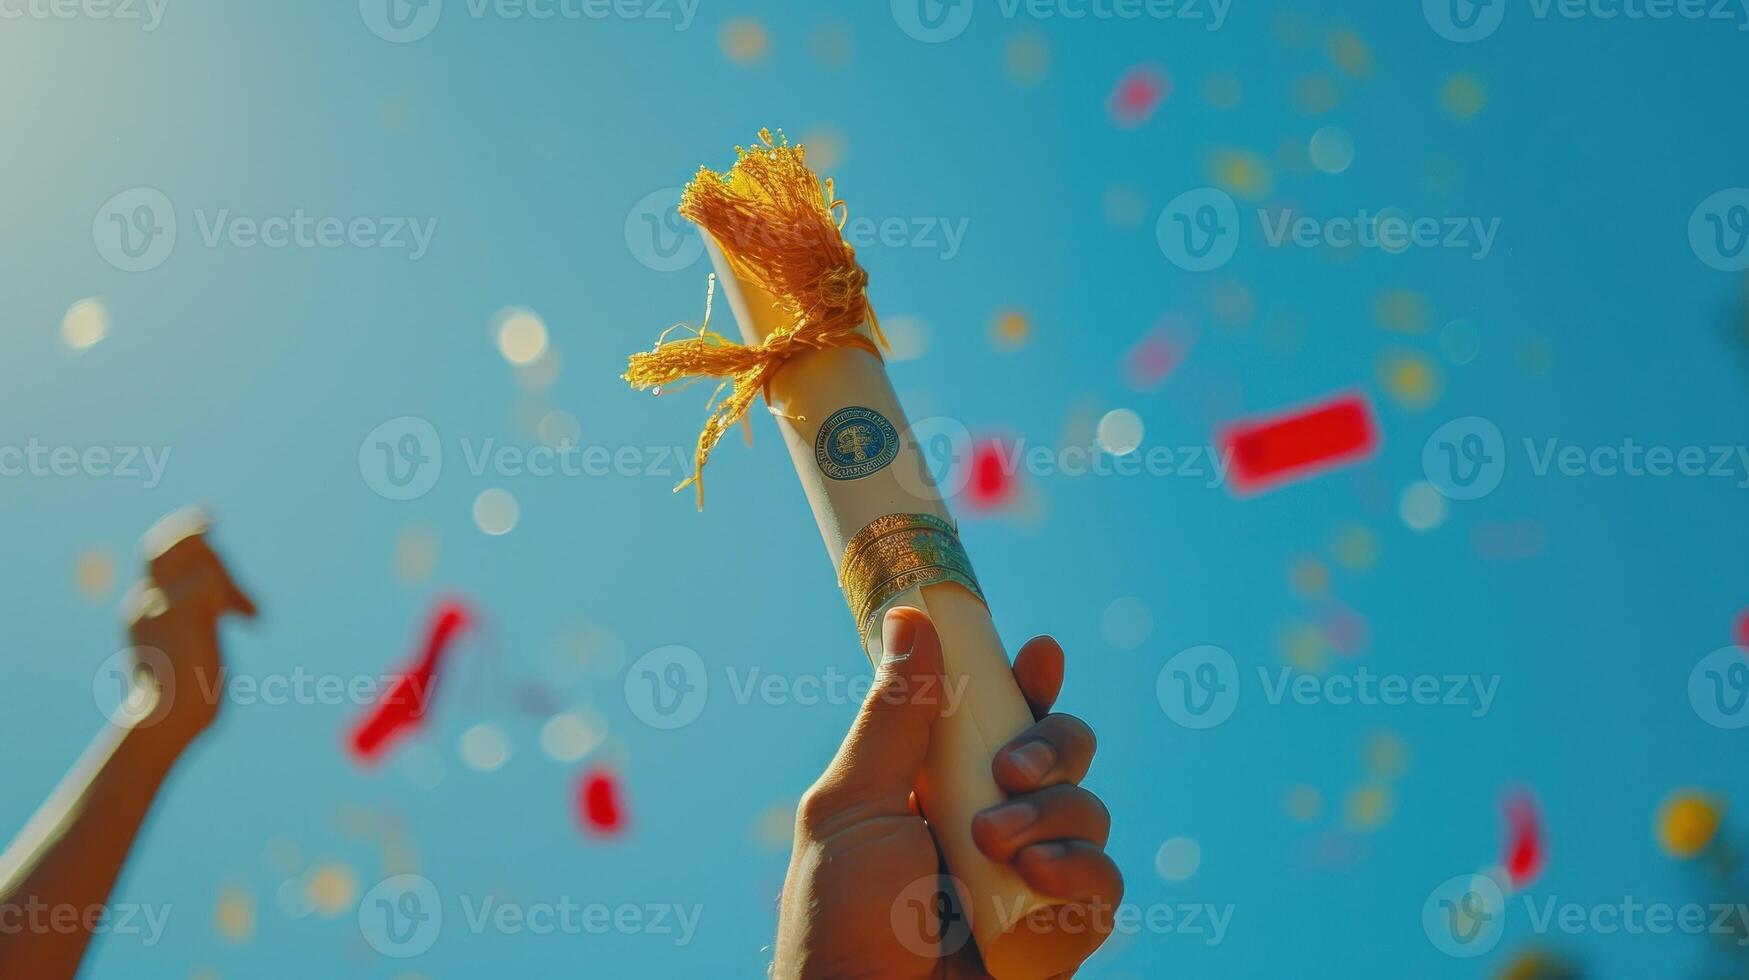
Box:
left=348, top=599, right=472, bottom=764
left=1317, top=600, right=1371, bottom=657
left=1218, top=392, right=1380, bottom=495
left=578, top=769, right=627, bottom=835
left=1503, top=791, right=1545, bottom=889
left=1124, top=316, right=1196, bottom=391
left=964, top=438, right=1018, bottom=511
left=1735, top=610, right=1749, bottom=650
left=1108, top=64, right=1169, bottom=128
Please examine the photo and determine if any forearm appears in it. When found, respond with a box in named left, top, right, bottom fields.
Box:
left=0, top=720, right=186, bottom=979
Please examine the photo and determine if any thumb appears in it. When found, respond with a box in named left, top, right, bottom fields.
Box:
left=820, top=606, right=946, bottom=817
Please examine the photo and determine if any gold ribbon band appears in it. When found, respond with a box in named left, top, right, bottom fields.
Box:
left=839, top=514, right=986, bottom=642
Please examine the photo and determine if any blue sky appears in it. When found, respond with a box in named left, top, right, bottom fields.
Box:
left=3, top=1, right=1748, bottom=977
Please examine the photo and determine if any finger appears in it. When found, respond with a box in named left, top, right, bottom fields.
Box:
left=992, top=713, right=1097, bottom=794
left=971, top=784, right=1111, bottom=863
left=1012, top=635, right=1064, bottom=718
left=147, top=530, right=257, bottom=620
left=809, top=607, right=946, bottom=824
left=1013, top=840, right=1126, bottom=906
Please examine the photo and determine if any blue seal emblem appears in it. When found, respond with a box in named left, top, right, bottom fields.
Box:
left=815, top=406, right=900, bottom=481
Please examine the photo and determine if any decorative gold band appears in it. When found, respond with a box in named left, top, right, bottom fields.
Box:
left=839, top=513, right=986, bottom=642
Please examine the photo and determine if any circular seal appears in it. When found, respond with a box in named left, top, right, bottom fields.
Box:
left=815, top=407, right=901, bottom=481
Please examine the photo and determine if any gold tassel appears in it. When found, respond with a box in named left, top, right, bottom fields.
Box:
left=623, top=129, right=888, bottom=508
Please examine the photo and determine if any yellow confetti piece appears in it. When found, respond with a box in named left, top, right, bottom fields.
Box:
left=215, top=885, right=254, bottom=944
left=720, top=18, right=769, bottom=65
left=393, top=525, right=439, bottom=585
left=1207, top=147, right=1274, bottom=201
left=991, top=308, right=1032, bottom=350
left=1289, top=555, right=1330, bottom=596
left=1442, top=71, right=1486, bottom=120
left=1344, top=783, right=1395, bottom=831
left=1331, top=524, right=1379, bottom=572
left=61, top=297, right=109, bottom=352
left=1291, top=72, right=1342, bottom=115
left=1285, top=785, right=1324, bottom=822
left=1201, top=71, right=1242, bottom=109
left=1378, top=350, right=1444, bottom=411
left=1281, top=622, right=1330, bottom=673
left=1363, top=731, right=1409, bottom=780
left=74, top=548, right=118, bottom=602
left=305, top=862, right=359, bottom=918
left=752, top=799, right=797, bottom=852
left=1373, top=288, right=1434, bottom=333
left=798, top=127, right=846, bottom=171
left=1326, top=29, right=1373, bottom=78
left=1657, top=791, right=1723, bottom=859
left=1004, top=31, right=1050, bottom=86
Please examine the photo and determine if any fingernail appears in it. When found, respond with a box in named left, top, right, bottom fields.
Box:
left=1008, top=741, right=1056, bottom=784
left=882, top=609, right=918, bottom=664
left=979, top=801, right=1038, bottom=837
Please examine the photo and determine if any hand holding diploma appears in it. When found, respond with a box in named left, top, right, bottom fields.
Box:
left=773, top=608, right=1118, bottom=980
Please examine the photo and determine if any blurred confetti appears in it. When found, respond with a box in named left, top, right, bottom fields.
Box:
left=751, top=799, right=797, bottom=853
left=305, top=862, right=358, bottom=918
left=1325, top=28, right=1373, bottom=78
left=808, top=20, right=852, bottom=69
left=1108, top=64, right=1169, bottom=129
left=1289, top=555, right=1331, bottom=597
left=493, top=307, right=548, bottom=366
left=392, top=525, right=439, bottom=585
left=1399, top=481, right=1448, bottom=532
left=60, top=297, right=109, bottom=353
left=473, top=487, right=520, bottom=536
left=1736, top=610, right=1749, bottom=649
left=1003, top=31, right=1050, bottom=86
left=349, top=599, right=473, bottom=764
left=1364, top=731, right=1409, bottom=780
left=579, top=769, right=627, bottom=835
left=1099, top=596, right=1153, bottom=651
left=1503, top=791, right=1546, bottom=888
left=1123, top=318, right=1195, bottom=391
left=1374, top=288, right=1434, bottom=333
left=1657, top=790, right=1723, bottom=860
left=881, top=315, right=930, bottom=362
left=74, top=547, right=118, bottom=602
left=1207, top=147, right=1274, bottom=200
left=990, top=308, right=1033, bottom=351
left=1377, top=349, right=1443, bottom=411
left=540, top=709, right=605, bottom=764
left=1219, top=392, right=1379, bottom=495
left=1442, top=71, right=1487, bottom=119
left=1344, top=783, right=1395, bottom=832
left=1331, top=524, right=1379, bottom=572
left=1308, top=125, right=1354, bottom=174
left=1096, top=408, right=1144, bottom=456
left=1290, top=72, right=1342, bottom=115
left=1154, top=836, right=1202, bottom=882
left=798, top=127, right=845, bottom=171
left=459, top=722, right=512, bottom=772
left=215, top=885, right=255, bottom=944
left=720, top=18, right=770, bottom=66
left=1317, top=599, right=1371, bottom=656
left=964, top=438, right=1019, bottom=512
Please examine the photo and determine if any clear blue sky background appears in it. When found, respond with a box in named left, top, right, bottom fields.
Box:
left=3, top=1, right=1748, bottom=977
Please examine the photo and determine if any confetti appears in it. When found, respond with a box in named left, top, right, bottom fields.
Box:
left=1219, top=392, right=1380, bottom=495
left=392, top=525, right=439, bottom=584
left=494, top=307, right=548, bottom=366
left=215, top=885, right=255, bottom=944
left=1377, top=350, right=1443, bottom=411
left=1108, top=64, right=1169, bottom=129
left=881, top=315, right=930, bottom=362
left=990, top=308, right=1033, bottom=350
left=1331, top=524, right=1379, bottom=571
left=305, top=862, right=358, bottom=917
left=1317, top=599, right=1370, bottom=656
left=1281, top=622, right=1330, bottom=673
left=720, top=18, right=769, bottom=65
left=473, top=487, right=520, bottom=535
left=1364, top=731, right=1409, bottom=780
left=964, top=438, right=1019, bottom=511
left=348, top=600, right=473, bottom=764
left=1003, top=31, right=1050, bottom=86
left=540, top=709, right=605, bottom=764
left=74, top=548, right=118, bottom=602
left=1308, top=126, right=1354, bottom=174
left=1373, top=289, right=1433, bottom=333
left=579, top=769, right=628, bottom=835
left=1096, top=408, right=1144, bottom=456
left=1285, top=785, right=1323, bottom=821
left=1099, top=596, right=1153, bottom=651
left=1442, top=71, right=1487, bottom=119
left=1290, top=73, right=1342, bottom=115
left=1737, top=611, right=1749, bottom=649
left=1325, top=28, right=1373, bottom=78
left=808, top=21, right=852, bottom=69
left=1344, top=784, right=1394, bottom=832
left=1502, top=791, right=1546, bottom=888
left=1123, top=320, right=1193, bottom=391
left=751, top=799, right=797, bottom=852
left=1289, top=555, right=1330, bottom=596
left=459, top=723, right=512, bottom=772
left=1207, top=147, right=1274, bottom=200
left=1399, top=481, right=1448, bottom=532
left=61, top=297, right=109, bottom=352
left=1154, top=836, right=1202, bottom=881
left=1656, top=790, right=1723, bottom=859
left=1201, top=71, right=1242, bottom=109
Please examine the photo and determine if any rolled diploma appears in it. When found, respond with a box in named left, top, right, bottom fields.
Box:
left=704, top=238, right=1102, bottom=979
